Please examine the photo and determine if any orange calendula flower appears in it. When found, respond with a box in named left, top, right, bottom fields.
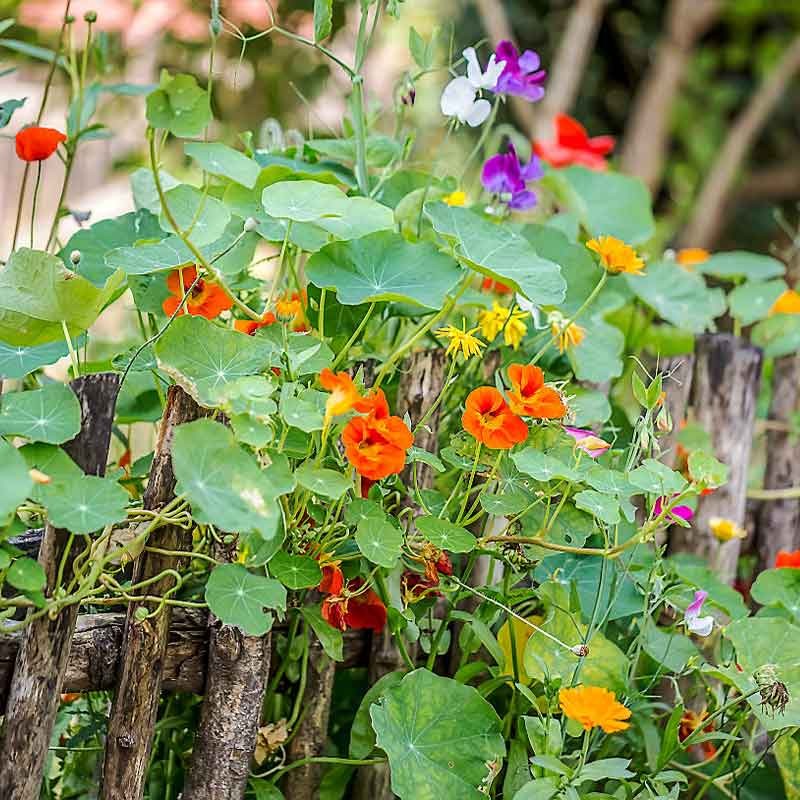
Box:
left=462, top=386, right=528, bottom=450
left=506, top=363, right=566, bottom=419
left=586, top=235, right=644, bottom=276
left=709, top=517, right=746, bottom=542
left=548, top=310, right=585, bottom=353
left=558, top=685, right=631, bottom=733
left=162, top=266, right=233, bottom=320
left=676, top=248, right=710, bottom=268
left=234, top=311, right=276, bottom=335
left=319, top=368, right=362, bottom=419
left=15, top=126, right=66, bottom=161
left=769, top=289, right=800, bottom=316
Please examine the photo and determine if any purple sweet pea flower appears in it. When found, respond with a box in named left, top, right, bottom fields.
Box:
left=684, top=590, right=714, bottom=637
left=563, top=426, right=611, bottom=458
left=493, top=41, right=546, bottom=102
left=653, top=495, right=693, bottom=522
left=481, top=143, right=543, bottom=210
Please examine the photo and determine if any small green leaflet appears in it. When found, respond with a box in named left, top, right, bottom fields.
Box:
left=269, top=551, right=322, bottom=590
left=573, top=489, right=620, bottom=525
left=313, top=0, right=333, bottom=42
left=302, top=606, right=343, bottom=661
left=295, top=463, right=352, bottom=500
left=0, top=97, right=25, bottom=128
left=415, top=516, right=475, bottom=553
left=205, top=563, right=286, bottom=636
left=185, top=142, right=260, bottom=188
left=0, top=383, right=81, bottom=444
left=146, top=71, right=212, bottom=138
left=7, top=557, right=46, bottom=592
left=0, top=438, right=32, bottom=524
left=279, top=384, right=326, bottom=433
left=40, top=475, right=129, bottom=535
left=355, top=518, right=403, bottom=567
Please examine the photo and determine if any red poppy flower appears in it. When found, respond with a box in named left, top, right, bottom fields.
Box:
left=321, top=579, right=387, bottom=632
left=775, top=550, right=800, bottom=568
left=15, top=126, right=66, bottom=161
left=234, top=311, right=276, bottom=335
left=506, top=363, right=566, bottom=419
left=462, top=386, right=528, bottom=449
left=162, top=266, right=233, bottom=320
left=533, top=114, right=615, bottom=171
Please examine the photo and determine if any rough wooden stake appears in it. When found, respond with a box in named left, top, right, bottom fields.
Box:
left=0, top=373, right=120, bottom=800
left=669, top=335, right=762, bottom=582
left=101, top=385, right=206, bottom=800
left=756, top=353, right=800, bottom=571
left=282, top=642, right=336, bottom=800
left=659, top=354, right=695, bottom=468
left=182, top=540, right=272, bottom=800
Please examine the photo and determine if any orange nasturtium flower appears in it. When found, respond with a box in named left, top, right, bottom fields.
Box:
left=319, top=368, right=362, bottom=419
left=775, top=550, right=800, bottom=568
left=15, top=126, right=66, bottom=161
left=162, top=266, right=233, bottom=319
left=558, top=685, right=631, bottom=734
left=275, top=290, right=309, bottom=331
left=586, top=235, right=644, bottom=276
left=341, top=389, right=413, bottom=481
left=234, top=311, right=276, bottom=335
left=321, top=579, right=387, bottom=632
left=462, top=386, right=528, bottom=450
left=506, top=364, right=566, bottom=419
left=676, top=248, right=710, bottom=268
left=769, top=289, right=800, bottom=316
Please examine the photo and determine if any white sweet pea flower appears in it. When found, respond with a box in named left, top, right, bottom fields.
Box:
left=463, top=47, right=506, bottom=90
left=515, top=293, right=541, bottom=327
left=684, top=590, right=714, bottom=637
left=440, top=76, right=491, bottom=127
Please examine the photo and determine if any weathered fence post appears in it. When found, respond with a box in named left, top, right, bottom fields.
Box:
left=0, top=372, right=120, bottom=800
left=658, top=354, right=695, bottom=468
left=181, top=538, right=272, bottom=800
left=669, top=335, right=762, bottom=583
left=756, top=352, right=800, bottom=570
left=101, top=385, right=205, bottom=800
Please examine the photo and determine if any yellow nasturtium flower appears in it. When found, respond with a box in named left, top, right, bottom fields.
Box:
left=709, top=517, right=747, bottom=542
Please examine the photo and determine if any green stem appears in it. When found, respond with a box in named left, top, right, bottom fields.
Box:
left=61, top=320, right=80, bottom=378
left=331, top=303, right=376, bottom=369
left=30, top=161, right=42, bottom=249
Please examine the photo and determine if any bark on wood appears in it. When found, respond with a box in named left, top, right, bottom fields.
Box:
left=736, top=161, right=800, bottom=202
left=659, top=354, right=695, bottom=468
left=620, top=0, right=721, bottom=191
left=182, top=540, right=272, bottom=800
left=0, top=612, right=368, bottom=707
left=669, top=335, right=762, bottom=583
left=0, top=373, right=120, bottom=800
left=101, top=385, right=206, bottom=800
left=282, top=642, right=336, bottom=800
left=679, top=36, right=800, bottom=249
left=532, top=0, right=609, bottom=140
left=756, top=353, right=800, bottom=572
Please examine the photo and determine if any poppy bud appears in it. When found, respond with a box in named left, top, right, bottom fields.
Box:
left=70, top=250, right=82, bottom=265
left=83, top=10, right=97, bottom=22
left=244, top=216, right=258, bottom=232
left=65, top=14, right=75, bottom=23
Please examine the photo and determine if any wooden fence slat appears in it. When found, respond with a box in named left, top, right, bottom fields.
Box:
left=0, top=373, right=120, bottom=800
left=669, top=334, right=762, bottom=582
left=658, top=354, right=695, bottom=468
left=101, top=385, right=205, bottom=800
left=756, top=352, right=800, bottom=570
left=181, top=540, right=272, bottom=800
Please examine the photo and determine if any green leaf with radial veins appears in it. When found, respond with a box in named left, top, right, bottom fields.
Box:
left=574, top=489, right=620, bottom=525
left=184, top=142, right=260, bottom=188
left=415, top=516, right=475, bottom=553
left=313, top=0, right=333, bottom=41
left=146, top=71, right=211, bottom=138
left=172, top=419, right=286, bottom=541
left=205, top=563, right=286, bottom=636
left=751, top=314, right=800, bottom=358
left=20, top=442, right=82, bottom=502
left=7, top=557, right=46, bottom=592
left=40, top=474, right=129, bottom=535
left=356, top=517, right=403, bottom=567
left=295, top=464, right=352, bottom=500
left=306, top=231, right=463, bottom=308
left=0, top=338, right=74, bottom=380
left=697, top=251, right=785, bottom=282
left=0, top=383, right=81, bottom=444
left=728, top=279, right=786, bottom=326
left=370, top=669, right=506, bottom=800
left=512, top=449, right=577, bottom=482
left=424, top=203, right=564, bottom=305
left=269, top=551, right=322, bottom=590
left=0, top=438, right=32, bottom=525
left=159, top=184, right=231, bottom=246
left=750, top=568, right=800, bottom=622
left=0, top=249, right=124, bottom=346
left=155, top=315, right=280, bottom=407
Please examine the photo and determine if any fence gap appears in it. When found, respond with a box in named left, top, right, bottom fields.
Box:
left=0, top=372, right=120, bottom=800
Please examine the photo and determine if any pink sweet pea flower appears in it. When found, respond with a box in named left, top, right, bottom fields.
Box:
left=481, top=143, right=543, bottom=211
left=653, top=495, right=693, bottom=522
left=492, top=41, right=546, bottom=102
left=564, top=426, right=610, bottom=458
left=684, top=590, right=714, bottom=637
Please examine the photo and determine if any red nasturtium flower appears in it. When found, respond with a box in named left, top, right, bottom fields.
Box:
left=679, top=709, right=717, bottom=759
left=15, top=126, right=66, bottom=161
left=162, top=266, right=233, bottom=319
left=341, top=389, right=413, bottom=481
left=321, top=579, right=387, bottom=632
left=234, top=311, right=276, bottom=335
left=533, top=114, right=615, bottom=171
left=506, top=363, right=566, bottom=419
left=319, top=368, right=362, bottom=419
left=462, top=386, right=528, bottom=449
left=775, top=550, right=800, bottom=568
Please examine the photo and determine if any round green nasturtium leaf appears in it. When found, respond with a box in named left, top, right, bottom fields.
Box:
left=573, top=489, right=620, bottom=525
left=41, top=475, right=129, bottom=535
left=262, top=180, right=349, bottom=223
left=415, top=516, right=475, bottom=553
left=512, top=449, right=577, bottom=482
left=627, top=459, right=687, bottom=496
left=269, top=551, right=322, bottom=590
left=728, top=279, right=786, bottom=326
left=751, top=313, right=800, bottom=358
left=205, top=563, right=286, bottom=636
left=295, top=463, right=352, bottom=500
left=568, top=387, right=611, bottom=428
left=355, top=518, right=403, bottom=567
left=172, top=419, right=286, bottom=541
left=687, top=450, right=728, bottom=488
left=158, top=184, right=231, bottom=246
left=306, top=230, right=462, bottom=309
left=278, top=384, right=326, bottom=433
left=344, top=498, right=386, bottom=527
left=0, top=383, right=81, bottom=444
left=0, top=338, right=74, bottom=380
left=7, top=556, right=47, bottom=593
left=425, top=203, right=564, bottom=306
left=20, top=442, right=82, bottom=502
left=750, top=569, right=800, bottom=622
left=146, top=71, right=212, bottom=138
left=0, top=438, right=32, bottom=524
left=697, top=251, right=785, bottom=282
left=155, top=315, right=280, bottom=407
left=184, top=141, right=260, bottom=189
left=370, top=669, right=506, bottom=800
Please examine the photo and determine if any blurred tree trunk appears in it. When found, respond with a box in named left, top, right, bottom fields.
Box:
left=620, top=0, right=721, bottom=192
left=679, top=36, right=800, bottom=249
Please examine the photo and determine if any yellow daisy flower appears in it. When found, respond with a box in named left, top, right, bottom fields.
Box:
left=435, top=322, right=486, bottom=360
left=442, top=190, right=467, bottom=207
left=478, top=302, right=528, bottom=349
left=586, top=235, right=644, bottom=276
left=547, top=310, right=586, bottom=353
left=709, top=517, right=747, bottom=542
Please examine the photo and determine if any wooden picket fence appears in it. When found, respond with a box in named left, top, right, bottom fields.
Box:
left=0, top=334, right=797, bottom=800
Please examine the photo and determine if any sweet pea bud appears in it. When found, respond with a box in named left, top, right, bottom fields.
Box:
left=244, top=216, right=258, bottom=232
left=656, top=404, right=672, bottom=433
left=83, top=10, right=97, bottom=22
left=571, top=643, right=589, bottom=657
left=70, top=250, right=82, bottom=265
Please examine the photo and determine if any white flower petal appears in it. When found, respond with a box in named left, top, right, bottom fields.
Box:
left=482, top=55, right=506, bottom=89
left=686, top=614, right=714, bottom=637
left=440, top=76, right=477, bottom=120
left=464, top=97, right=491, bottom=127
left=463, top=47, right=482, bottom=88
